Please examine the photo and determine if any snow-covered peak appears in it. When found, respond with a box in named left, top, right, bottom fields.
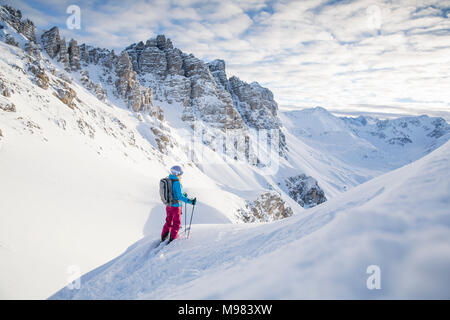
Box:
left=283, top=106, right=351, bottom=135
left=281, top=106, right=449, bottom=172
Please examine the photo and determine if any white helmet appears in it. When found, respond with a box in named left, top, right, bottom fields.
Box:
left=170, top=165, right=184, bottom=176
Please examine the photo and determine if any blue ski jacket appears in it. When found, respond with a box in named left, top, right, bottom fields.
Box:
left=169, top=174, right=191, bottom=207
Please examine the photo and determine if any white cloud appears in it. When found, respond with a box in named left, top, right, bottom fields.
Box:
left=198, top=1, right=246, bottom=21
left=205, top=13, right=253, bottom=39
left=169, top=6, right=202, bottom=21
left=7, top=0, right=450, bottom=119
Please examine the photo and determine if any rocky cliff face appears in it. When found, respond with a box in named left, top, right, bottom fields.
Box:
left=279, top=174, right=327, bottom=208
left=36, top=21, right=287, bottom=156
left=40, top=27, right=70, bottom=71
left=1, top=4, right=287, bottom=153
left=0, top=5, right=36, bottom=43
left=228, top=76, right=280, bottom=130
left=207, top=60, right=287, bottom=155
left=123, top=36, right=244, bottom=131
left=114, top=51, right=153, bottom=112
left=0, top=3, right=295, bottom=210
left=68, top=39, right=81, bottom=71
left=117, top=34, right=287, bottom=160
left=237, top=191, right=294, bottom=223
left=40, top=26, right=60, bottom=59
left=123, top=36, right=286, bottom=148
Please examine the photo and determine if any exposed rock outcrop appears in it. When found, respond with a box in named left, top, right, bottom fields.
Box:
left=146, top=104, right=176, bottom=154
left=53, top=82, right=77, bottom=109
left=0, top=101, right=16, bottom=112
left=207, top=59, right=231, bottom=92
left=115, top=51, right=135, bottom=96
left=150, top=125, right=171, bottom=153
left=114, top=51, right=153, bottom=112
left=238, top=191, right=293, bottom=223
left=125, top=35, right=180, bottom=78
left=428, top=118, right=449, bottom=139
left=40, top=27, right=70, bottom=70
left=41, top=27, right=73, bottom=71
left=20, top=19, right=36, bottom=43
left=0, top=79, right=10, bottom=97
left=79, top=44, right=90, bottom=65
left=228, top=76, right=280, bottom=130
left=4, top=34, right=18, bottom=47
left=24, top=40, right=40, bottom=57
left=57, top=37, right=70, bottom=71
left=77, top=118, right=95, bottom=138
left=182, top=53, right=244, bottom=129
left=0, top=5, right=36, bottom=42
left=41, top=26, right=61, bottom=59
left=280, top=174, right=327, bottom=208
left=28, top=64, right=49, bottom=89
left=80, top=70, right=107, bottom=101
left=139, top=43, right=167, bottom=76
left=207, top=60, right=287, bottom=156
left=68, top=39, right=81, bottom=71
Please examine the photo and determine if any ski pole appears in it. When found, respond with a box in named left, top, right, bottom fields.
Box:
left=184, top=202, right=187, bottom=235
left=187, top=203, right=195, bottom=239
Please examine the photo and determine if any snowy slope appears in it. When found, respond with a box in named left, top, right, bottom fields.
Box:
left=0, top=41, right=249, bottom=299
left=51, top=141, right=450, bottom=299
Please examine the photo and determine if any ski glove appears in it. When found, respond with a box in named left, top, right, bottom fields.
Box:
left=190, top=197, right=197, bottom=205
left=182, top=192, right=188, bottom=197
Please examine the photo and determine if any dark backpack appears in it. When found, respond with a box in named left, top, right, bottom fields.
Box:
left=159, top=177, right=177, bottom=205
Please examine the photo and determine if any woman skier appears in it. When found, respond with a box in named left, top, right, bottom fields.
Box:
left=161, top=165, right=196, bottom=243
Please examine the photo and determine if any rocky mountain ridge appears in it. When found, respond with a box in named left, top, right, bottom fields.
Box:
left=37, top=24, right=287, bottom=157
left=0, top=4, right=322, bottom=224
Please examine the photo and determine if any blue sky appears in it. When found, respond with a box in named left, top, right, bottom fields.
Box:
left=3, top=0, right=450, bottom=119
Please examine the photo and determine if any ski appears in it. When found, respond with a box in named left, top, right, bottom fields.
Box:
left=153, top=239, right=169, bottom=253
left=141, top=239, right=167, bottom=261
